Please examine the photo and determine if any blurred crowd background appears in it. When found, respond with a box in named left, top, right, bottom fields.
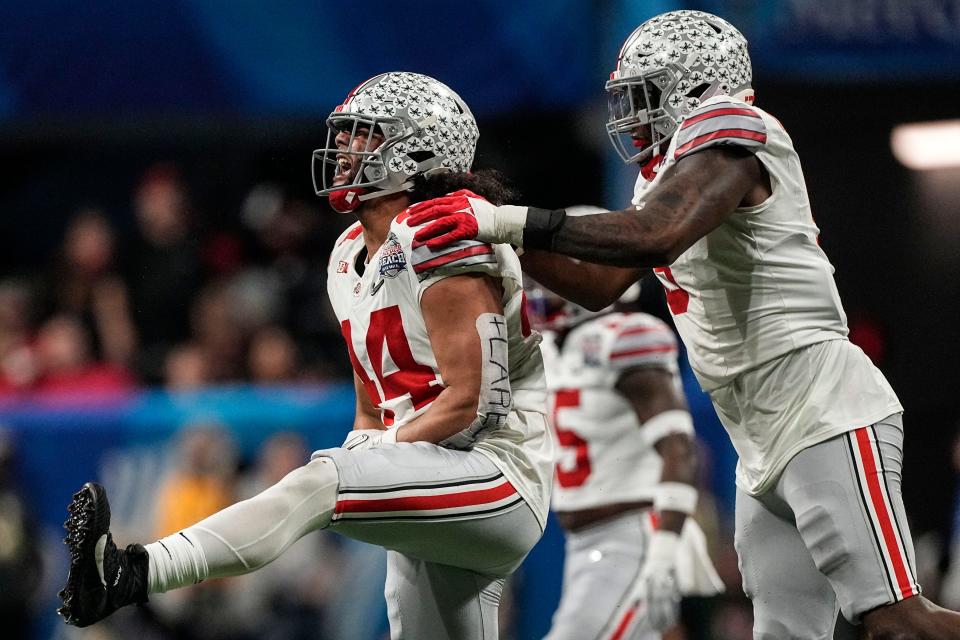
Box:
left=0, top=164, right=352, bottom=394
left=2, top=1, right=960, bottom=638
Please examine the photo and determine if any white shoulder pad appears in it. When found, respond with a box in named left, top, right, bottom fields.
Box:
left=674, top=99, right=768, bottom=162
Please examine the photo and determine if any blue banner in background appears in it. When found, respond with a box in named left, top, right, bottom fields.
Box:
left=1, top=374, right=734, bottom=640
left=701, top=0, right=960, bottom=80
left=1, top=384, right=356, bottom=525
left=1, top=1, right=957, bottom=123
left=0, top=0, right=596, bottom=120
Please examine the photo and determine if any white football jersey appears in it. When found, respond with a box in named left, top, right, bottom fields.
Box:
left=327, top=215, right=554, bottom=527
left=542, top=312, right=680, bottom=512
left=634, top=95, right=902, bottom=494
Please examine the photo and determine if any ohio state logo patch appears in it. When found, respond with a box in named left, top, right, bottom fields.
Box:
left=378, top=233, right=407, bottom=278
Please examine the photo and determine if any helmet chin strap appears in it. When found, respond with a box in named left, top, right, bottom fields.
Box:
left=328, top=180, right=415, bottom=214
left=357, top=180, right=413, bottom=201
left=328, top=187, right=366, bottom=213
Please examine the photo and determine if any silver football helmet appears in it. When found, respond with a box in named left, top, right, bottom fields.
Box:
left=525, top=280, right=641, bottom=333
left=524, top=281, right=594, bottom=332
left=313, top=72, right=479, bottom=212
left=606, top=10, right=754, bottom=164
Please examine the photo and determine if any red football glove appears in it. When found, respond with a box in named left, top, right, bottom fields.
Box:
left=406, top=190, right=484, bottom=249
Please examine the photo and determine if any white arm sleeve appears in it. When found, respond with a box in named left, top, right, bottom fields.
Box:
left=641, top=409, right=694, bottom=447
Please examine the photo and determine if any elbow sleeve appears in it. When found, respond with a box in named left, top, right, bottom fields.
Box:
left=642, top=409, right=694, bottom=447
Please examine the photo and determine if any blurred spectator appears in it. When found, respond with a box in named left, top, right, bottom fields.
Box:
left=126, top=164, right=202, bottom=382
left=33, top=314, right=136, bottom=395
left=148, top=424, right=243, bottom=639
left=229, top=269, right=285, bottom=331
left=153, top=423, right=238, bottom=538
left=0, top=428, right=42, bottom=639
left=248, top=325, right=299, bottom=384
left=228, top=432, right=341, bottom=640
left=164, top=342, right=213, bottom=391
left=190, top=282, right=246, bottom=382
left=36, top=208, right=137, bottom=366
left=241, top=432, right=308, bottom=490
left=240, top=184, right=350, bottom=377
left=0, top=280, right=37, bottom=394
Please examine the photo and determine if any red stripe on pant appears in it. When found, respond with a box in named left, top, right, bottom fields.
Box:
left=608, top=602, right=639, bottom=640
left=853, top=427, right=917, bottom=599
left=336, top=479, right=517, bottom=515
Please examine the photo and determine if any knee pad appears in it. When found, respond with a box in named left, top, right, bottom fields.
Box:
left=795, top=502, right=851, bottom=577
left=276, top=457, right=340, bottom=510
left=754, top=609, right=836, bottom=640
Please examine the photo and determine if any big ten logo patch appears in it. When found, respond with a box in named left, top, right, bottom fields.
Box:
left=378, top=233, right=407, bottom=279
left=337, top=260, right=349, bottom=274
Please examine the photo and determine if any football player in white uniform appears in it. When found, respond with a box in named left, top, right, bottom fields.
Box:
left=530, top=283, right=722, bottom=640
left=57, top=72, right=554, bottom=640
left=406, top=11, right=960, bottom=639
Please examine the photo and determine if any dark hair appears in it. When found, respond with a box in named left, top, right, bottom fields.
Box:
left=409, top=169, right=520, bottom=206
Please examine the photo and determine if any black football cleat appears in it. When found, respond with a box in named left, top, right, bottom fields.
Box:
left=57, top=482, right=149, bottom=627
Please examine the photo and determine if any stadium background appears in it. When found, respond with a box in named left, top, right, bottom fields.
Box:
left=1, top=0, right=959, bottom=638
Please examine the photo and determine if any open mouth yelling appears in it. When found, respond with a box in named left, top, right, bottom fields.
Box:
left=333, top=154, right=354, bottom=186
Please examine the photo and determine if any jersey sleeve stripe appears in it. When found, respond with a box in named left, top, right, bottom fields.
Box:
left=411, top=238, right=489, bottom=261
left=679, top=115, right=766, bottom=143
left=412, top=244, right=495, bottom=274
left=681, top=106, right=761, bottom=129
left=674, top=102, right=768, bottom=161
left=613, top=334, right=675, bottom=355
left=674, top=128, right=768, bottom=160
left=618, top=325, right=672, bottom=338
left=680, top=114, right=766, bottom=140
left=609, top=344, right=677, bottom=360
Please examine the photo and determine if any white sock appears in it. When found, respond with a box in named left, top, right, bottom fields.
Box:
left=145, top=531, right=208, bottom=594
left=144, top=457, right=339, bottom=594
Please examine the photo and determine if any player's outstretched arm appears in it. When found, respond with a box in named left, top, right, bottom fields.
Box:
left=545, top=148, right=762, bottom=267
left=393, top=272, right=506, bottom=446
left=408, top=147, right=765, bottom=268
left=519, top=251, right=645, bottom=311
